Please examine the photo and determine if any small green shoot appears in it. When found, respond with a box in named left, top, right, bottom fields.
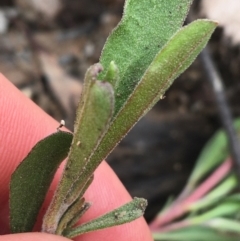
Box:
left=8, top=0, right=217, bottom=238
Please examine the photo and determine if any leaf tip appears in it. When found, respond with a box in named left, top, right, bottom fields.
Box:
left=90, top=63, right=104, bottom=78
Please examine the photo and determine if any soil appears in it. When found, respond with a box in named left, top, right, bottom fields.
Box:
left=1, top=0, right=240, bottom=222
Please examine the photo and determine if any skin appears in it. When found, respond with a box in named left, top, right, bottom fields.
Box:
left=0, top=75, right=153, bottom=241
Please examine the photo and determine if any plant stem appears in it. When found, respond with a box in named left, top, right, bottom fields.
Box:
left=200, top=47, right=240, bottom=179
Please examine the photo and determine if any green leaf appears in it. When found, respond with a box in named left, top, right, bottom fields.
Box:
left=64, top=175, right=94, bottom=212
left=206, top=218, right=240, bottom=234
left=63, top=197, right=147, bottom=238
left=153, top=226, right=240, bottom=241
left=183, top=118, right=240, bottom=195
left=42, top=64, right=115, bottom=234
left=56, top=198, right=91, bottom=235
left=65, top=202, right=91, bottom=231
left=104, top=61, right=120, bottom=89
left=55, top=175, right=94, bottom=235
left=188, top=174, right=238, bottom=212
left=224, top=193, right=240, bottom=203
left=189, top=201, right=240, bottom=224
left=89, top=20, right=217, bottom=178
left=10, top=131, right=73, bottom=233
left=99, top=0, right=193, bottom=115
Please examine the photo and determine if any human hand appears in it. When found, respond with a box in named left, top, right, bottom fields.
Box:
left=0, top=75, right=153, bottom=241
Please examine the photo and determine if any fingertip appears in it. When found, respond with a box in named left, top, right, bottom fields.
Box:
left=0, top=76, right=59, bottom=202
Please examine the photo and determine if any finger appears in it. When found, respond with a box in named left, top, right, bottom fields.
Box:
left=0, top=232, right=70, bottom=241
left=0, top=75, right=61, bottom=203
left=0, top=75, right=152, bottom=240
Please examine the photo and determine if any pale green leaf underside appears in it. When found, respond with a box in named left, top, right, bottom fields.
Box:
left=64, top=197, right=147, bottom=238
left=10, top=131, right=73, bottom=233
left=99, top=0, right=192, bottom=114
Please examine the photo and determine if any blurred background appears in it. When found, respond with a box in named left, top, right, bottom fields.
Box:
left=1, top=0, right=240, bottom=222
